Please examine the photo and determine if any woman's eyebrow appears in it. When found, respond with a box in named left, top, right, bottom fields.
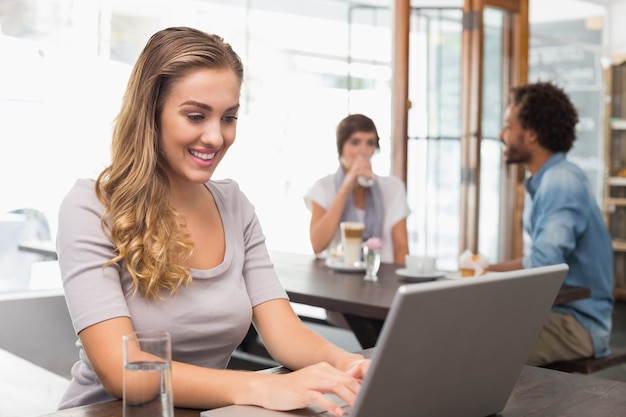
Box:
left=180, top=100, right=211, bottom=110
left=180, top=101, right=240, bottom=113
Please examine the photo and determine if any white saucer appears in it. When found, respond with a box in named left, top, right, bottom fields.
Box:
left=325, top=257, right=366, bottom=273
left=395, top=268, right=445, bottom=281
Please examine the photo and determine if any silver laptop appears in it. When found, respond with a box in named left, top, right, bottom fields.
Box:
left=202, top=264, right=568, bottom=417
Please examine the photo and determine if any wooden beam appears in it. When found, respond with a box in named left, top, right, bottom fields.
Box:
left=391, top=0, right=410, bottom=184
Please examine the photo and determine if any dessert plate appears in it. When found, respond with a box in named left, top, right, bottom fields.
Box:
left=325, top=257, right=366, bottom=273
left=395, top=268, right=445, bottom=282
left=442, top=271, right=465, bottom=280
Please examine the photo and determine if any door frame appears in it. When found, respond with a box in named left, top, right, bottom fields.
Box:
left=459, top=0, right=528, bottom=258
left=391, top=0, right=527, bottom=261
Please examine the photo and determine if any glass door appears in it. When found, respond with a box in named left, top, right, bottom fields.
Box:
left=406, top=7, right=464, bottom=270
left=405, top=0, right=527, bottom=269
left=460, top=0, right=528, bottom=261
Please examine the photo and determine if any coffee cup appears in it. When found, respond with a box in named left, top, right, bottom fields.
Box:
left=405, top=255, right=436, bottom=274
left=340, top=221, right=365, bottom=265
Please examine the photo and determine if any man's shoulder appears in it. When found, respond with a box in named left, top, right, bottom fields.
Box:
left=558, top=157, right=586, bottom=174
left=536, top=159, right=600, bottom=212
left=541, top=158, right=587, bottom=189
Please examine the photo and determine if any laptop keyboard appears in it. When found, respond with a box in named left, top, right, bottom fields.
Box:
left=318, top=407, right=351, bottom=417
left=317, top=395, right=351, bottom=416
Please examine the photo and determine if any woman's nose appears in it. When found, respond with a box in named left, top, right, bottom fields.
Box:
left=201, top=120, right=224, bottom=146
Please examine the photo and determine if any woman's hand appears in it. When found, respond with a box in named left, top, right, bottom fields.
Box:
left=346, top=358, right=370, bottom=382
left=250, top=300, right=370, bottom=415
left=250, top=361, right=368, bottom=416
left=341, top=155, right=373, bottom=188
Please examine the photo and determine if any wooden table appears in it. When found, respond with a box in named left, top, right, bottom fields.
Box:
left=270, top=251, right=591, bottom=349
left=38, top=357, right=626, bottom=417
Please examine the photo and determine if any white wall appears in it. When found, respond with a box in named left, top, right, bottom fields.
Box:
left=0, top=290, right=76, bottom=378
left=607, top=1, right=626, bottom=58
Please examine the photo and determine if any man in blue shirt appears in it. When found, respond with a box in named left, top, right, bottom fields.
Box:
left=489, top=81, right=614, bottom=366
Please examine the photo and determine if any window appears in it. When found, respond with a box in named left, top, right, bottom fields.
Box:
left=0, top=0, right=608, bottom=268
left=0, top=0, right=393, bottom=256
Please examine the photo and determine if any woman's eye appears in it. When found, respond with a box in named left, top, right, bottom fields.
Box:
left=223, top=115, right=238, bottom=123
left=188, top=113, right=204, bottom=122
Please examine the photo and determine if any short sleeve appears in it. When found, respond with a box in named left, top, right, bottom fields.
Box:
left=303, top=175, right=335, bottom=212
left=380, top=175, right=411, bottom=227
left=56, top=179, right=130, bottom=335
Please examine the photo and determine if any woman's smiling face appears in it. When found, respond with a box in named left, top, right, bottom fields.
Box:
left=159, top=67, right=241, bottom=187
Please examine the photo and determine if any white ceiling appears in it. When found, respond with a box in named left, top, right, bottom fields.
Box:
left=586, top=0, right=620, bottom=5
left=349, top=0, right=621, bottom=7
left=530, top=0, right=607, bottom=22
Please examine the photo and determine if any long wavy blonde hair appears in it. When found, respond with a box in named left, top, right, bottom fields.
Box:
left=95, top=27, right=244, bottom=300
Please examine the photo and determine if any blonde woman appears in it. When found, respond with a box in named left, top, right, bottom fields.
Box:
left=57, top=27, right=367, bottom=415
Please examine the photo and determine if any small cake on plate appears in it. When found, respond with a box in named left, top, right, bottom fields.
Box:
left=459, top=249, right=489, bottom=277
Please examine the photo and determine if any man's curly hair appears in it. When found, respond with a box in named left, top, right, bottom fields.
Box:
left=510, top=81, right=579, bottom=153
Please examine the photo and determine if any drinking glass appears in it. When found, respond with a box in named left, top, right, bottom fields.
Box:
left=123, top=330, right=173, bottom=417
left=357, top=175, right=375, bottom=187
left=340, top=222, right=365, bottom=265
left=363, top=247, right=381, bottom=281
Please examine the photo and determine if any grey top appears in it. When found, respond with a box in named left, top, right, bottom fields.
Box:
left=56, top=178, right=288, bottom=409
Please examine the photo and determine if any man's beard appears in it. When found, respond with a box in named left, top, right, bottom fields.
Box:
left=503, top=134, right=529, bottom=164
left=504, top=148, right=530, bottom=165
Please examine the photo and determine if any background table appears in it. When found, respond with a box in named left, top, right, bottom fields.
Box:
left=271, top=251, right=591, bottom=348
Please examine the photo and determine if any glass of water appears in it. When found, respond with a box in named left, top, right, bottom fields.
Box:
left=357, top=175, right=375, bottom=187
left=123, top=330, right=173, bottom=417
left=363, top=247, right=381, bottom=281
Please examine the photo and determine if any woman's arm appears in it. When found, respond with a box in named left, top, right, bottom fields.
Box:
left=80, top=305, right=368, bottom=415
left=487, top=258, right=523, bottom=272
left=254, top=299, right=364, bottom=371
left=81, top=317, right=246, bottom=409
left=251, top=298, right=368, bottom=414
left=309, top=188, right=350, bottom=254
